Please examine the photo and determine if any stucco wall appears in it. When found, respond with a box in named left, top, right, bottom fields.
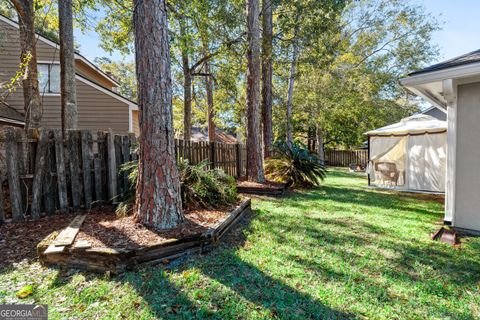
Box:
left=454, top=82, right=480, bottom=231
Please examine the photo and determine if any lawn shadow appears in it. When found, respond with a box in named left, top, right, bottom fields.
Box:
left=32, top=208, right=354, bottom=319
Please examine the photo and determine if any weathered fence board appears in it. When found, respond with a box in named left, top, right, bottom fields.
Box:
left=0, top=127, right=247, bottom=222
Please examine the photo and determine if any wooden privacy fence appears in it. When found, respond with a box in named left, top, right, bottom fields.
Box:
left=0, top=127, right=247, bottom=223
left=174, top=139, right=247, bottom=178
left=324, top=149, right=368, bottom=167
left=0, top=128, right=137, bottom=223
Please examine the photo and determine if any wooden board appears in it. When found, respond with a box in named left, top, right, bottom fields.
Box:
left=53, top=214, right=86, bottom=246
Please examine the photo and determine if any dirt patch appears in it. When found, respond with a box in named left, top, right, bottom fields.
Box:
left=237, top=179, right=285, bottom=189
left=75, top=204, right=239, bottom=250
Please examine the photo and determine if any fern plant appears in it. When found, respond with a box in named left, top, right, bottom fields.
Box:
left=265, top=141, right=326, bottom=188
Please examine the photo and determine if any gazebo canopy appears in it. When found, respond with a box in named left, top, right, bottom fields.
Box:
left=365, top=114, right=447, bottom=136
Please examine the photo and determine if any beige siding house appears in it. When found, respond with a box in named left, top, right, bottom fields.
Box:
left=0, top=14, right=139, bottom=135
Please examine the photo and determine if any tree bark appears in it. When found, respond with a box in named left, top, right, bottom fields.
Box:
left=133, top=0, right=184, bottom=229
left=286, top=38, right=299, bottom=147
left=261, top=0, right=273, bottom=158
left=316, top=124, right=325, bottom=164
left=246, top=0, right=265, bottom=182
left=180, top=20, right=192, bottom=141
left=205, top=60, right=215, bottom=142
left=10, top=0, right=42, bottom=130
left=285, top=12, right=300, bottom=148
left=59, top=0, right=78, bottom=133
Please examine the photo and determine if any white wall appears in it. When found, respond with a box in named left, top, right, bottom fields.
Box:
left=454, top=82, right=480, bottom=231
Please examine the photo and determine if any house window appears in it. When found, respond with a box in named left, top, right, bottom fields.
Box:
left=38, top=64, right=60, bottom=94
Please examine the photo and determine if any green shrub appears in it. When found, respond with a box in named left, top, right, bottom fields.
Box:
left=116, top=158, right=237, bottom=215
left=265, top=141, right=326, bottom=188
left=178, top=159, right=237, bottom=208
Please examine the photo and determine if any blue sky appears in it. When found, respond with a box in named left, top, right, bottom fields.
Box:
left=74, top=1, right=480, bottom=65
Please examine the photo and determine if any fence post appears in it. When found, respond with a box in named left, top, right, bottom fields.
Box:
left=94, top=157, right=103, bottom=202
left=4, top=127, right=22, bottom=221
left=53, top=129, right=68, bottom=213
left=236, top=143, right=241, bottom=178
left=67, top=130, right=82, bottom=210
left=210, top=142, right=216, bottom=169
left=43, top=130, right=56, bottom=216
left=31, top=129, right=49, bottom=219
left=0, top=178, right=4, bottom=224
left=81, top=131, right=93, bottom=209
left=107, top=129, right=117, bottom=202
left=122, top=135, right=130, bottom=193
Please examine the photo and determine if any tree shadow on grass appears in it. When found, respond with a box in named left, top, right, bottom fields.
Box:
left=289, top=185, right=443, bottom=220
left=37, top=209, right=354, bottom=319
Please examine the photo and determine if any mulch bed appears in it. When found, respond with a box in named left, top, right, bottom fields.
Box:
left=75, top=204, right=236, bottom=250
left=0, top=214, right=74, bottom=268
left=236, top=179, right=286, bottom=189
left=236, top=179, right=288, bottom=196
left=36, top=198, right=251, bottom=273
left=0, top=203, right=236, bottom=269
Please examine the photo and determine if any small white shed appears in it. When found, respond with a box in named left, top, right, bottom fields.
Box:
left=366, top=114, right=447, bottom=193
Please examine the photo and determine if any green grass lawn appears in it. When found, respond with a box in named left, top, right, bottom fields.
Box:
left=1, top=169, right=479, bottom=319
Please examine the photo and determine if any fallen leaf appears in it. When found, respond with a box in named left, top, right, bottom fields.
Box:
left=16, top=285, right=34, bottom=298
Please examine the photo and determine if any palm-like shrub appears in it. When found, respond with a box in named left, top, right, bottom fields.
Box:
left=178, top=159, right=237, bottom=208
left=265, top=141, right=326, bottom=188
left=116, top=158, right=237, bottom=215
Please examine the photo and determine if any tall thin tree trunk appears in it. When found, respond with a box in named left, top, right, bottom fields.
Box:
left=11, top=0, right=42, bottom=130
left=133, top=0, right=183, bottom=230
left=59, top=0, right=77, bottom=133
left=180, top=21, right=192, bottom=141
left=261, top=0, right=273, bottom=158
left=205, top=61, right=215, bottom=142
left=246, top=0, right=265, bottom=182
left=286, top=39, right=299, bottom=147
left=316, top=124, right=325, bottom=164
left=285, top=11, right=300, bottom=147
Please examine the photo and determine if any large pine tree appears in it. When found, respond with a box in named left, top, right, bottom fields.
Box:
left=133, top=0, right=184, bottom=229
left=246, top=0, right=265, bottom=182
left=59, top=0, right=78, bottom=133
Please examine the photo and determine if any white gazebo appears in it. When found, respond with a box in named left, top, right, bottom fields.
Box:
left=401, top=49, right=480, bottom=233
left=366, top=115, right=447, bottom=193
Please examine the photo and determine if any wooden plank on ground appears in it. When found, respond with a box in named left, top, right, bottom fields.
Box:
left=53, top=214, right=86, bottom=246
left=54, top=129, right=68, bottom=213
left=44, top=245, right=65, bottom=254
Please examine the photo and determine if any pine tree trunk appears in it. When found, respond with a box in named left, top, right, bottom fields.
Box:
left=316, top=124, right=325, bottom=164
left=180, top=21, right=192, bottom=141
left=286, top=40, right=299, bottom=147
left=261, top=0, right=273, bottom=158
left=133, top=0, right=184, bottom=230
left=246, top=0, right=265, bottom=182
left=59, top=0, right=78, bottom=133
left=11, top=0, right=42, bottom=130
left=205, top=61, right=215, bottom=142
